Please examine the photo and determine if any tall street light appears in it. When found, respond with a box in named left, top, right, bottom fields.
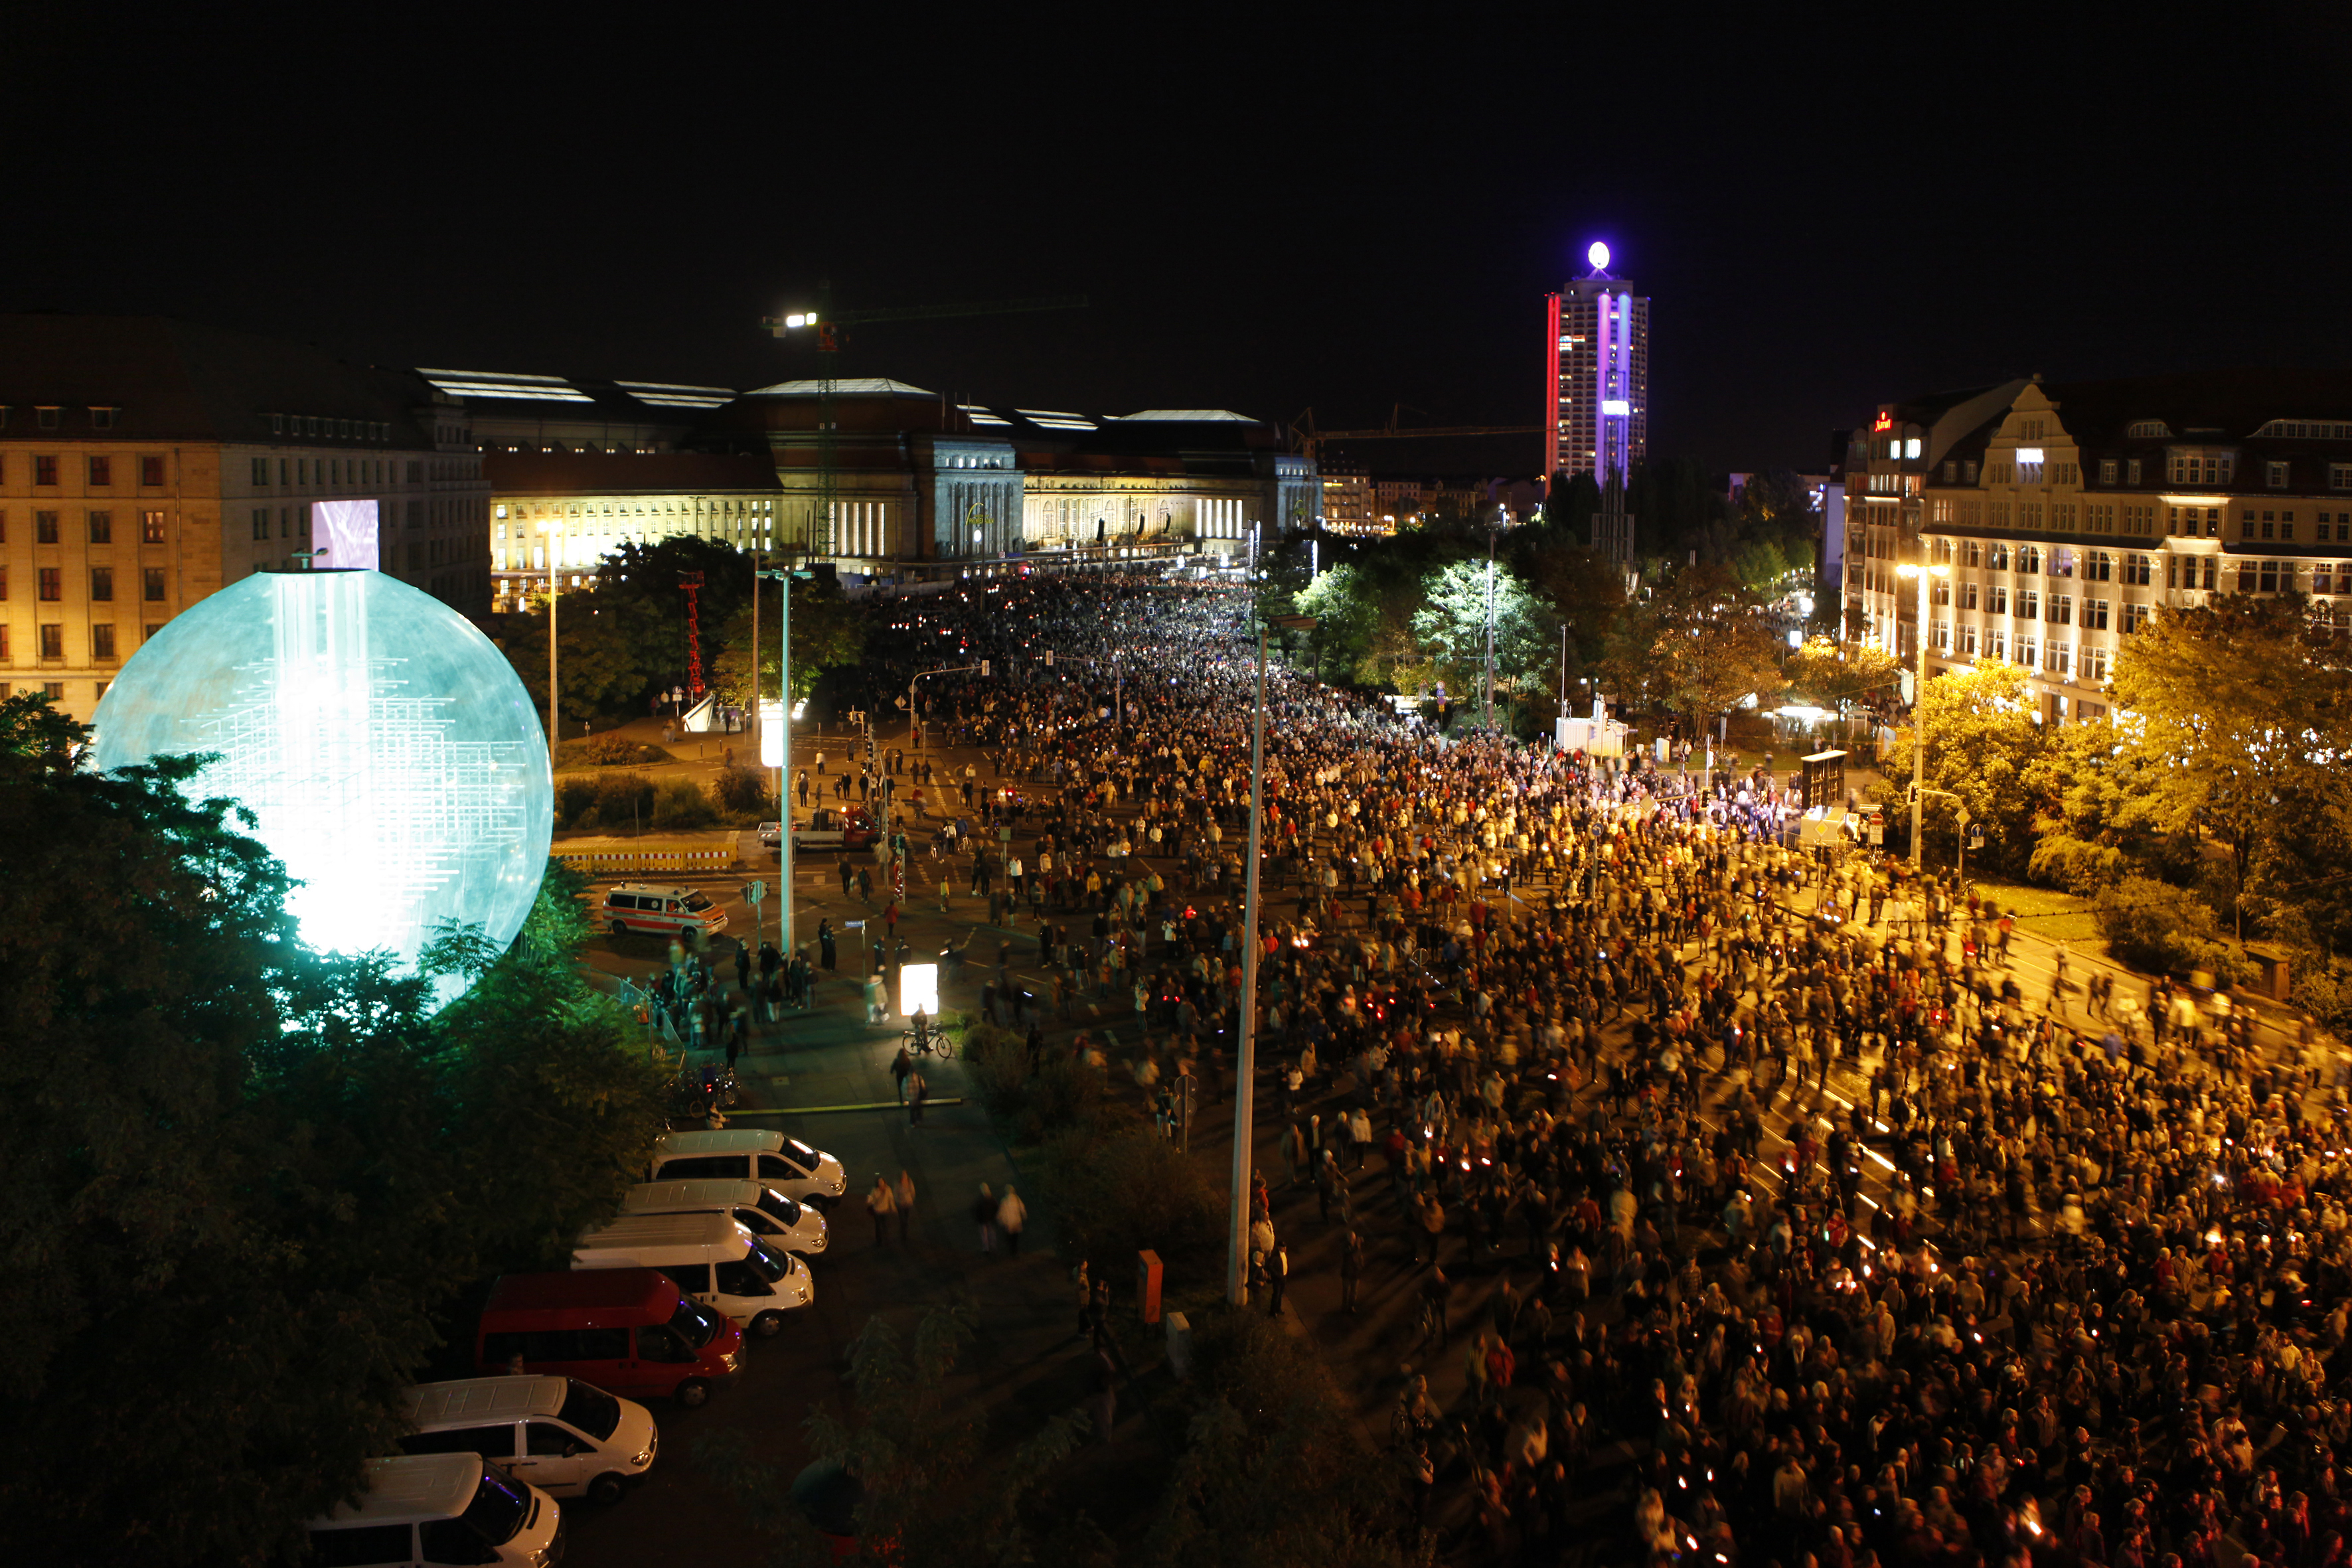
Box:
left=759, top=559, right=812, bottom=959
left=1895, top=560, right=1950, bottom=868
left=1228, top=609, right=1317, bottom=1306
left=538, top=520, right=561, bottom=761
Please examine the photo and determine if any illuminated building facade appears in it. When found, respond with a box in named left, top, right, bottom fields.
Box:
left=695, top=385, right=1316, bottom=574
left=486, top=451, right=783, bottom=613
left=1851, top=369, right=2352, bottom=724
left=0, top=315, right=491, bottom=722
left=1318, top=468, right=1377, bottom=535
left=1545, top=243, right=1650, bottom=486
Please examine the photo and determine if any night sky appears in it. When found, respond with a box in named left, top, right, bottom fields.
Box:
left=10, top=12, right=2349, bottom=473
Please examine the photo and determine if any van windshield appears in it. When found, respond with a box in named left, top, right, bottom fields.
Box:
left=786, top=1138, right=822, bottom=1167
left=756, top=1189, right=803, bottom=1226
left=558, top=1379, right=623, bottom=1441
left=744, top=1238, right=791, bottom=1284
left=461, top=1464, right=532, bottom=1545
left=670, top=1296, right=724, bottom=1348
left=682, top=892, right=714, bottom=913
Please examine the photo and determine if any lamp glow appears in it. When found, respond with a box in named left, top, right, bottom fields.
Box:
left=91, top=571, right=554, bottom=1008
left=900, top=963, right=939, bottom=1018
left=1587, top=240, right=1610, bottom=272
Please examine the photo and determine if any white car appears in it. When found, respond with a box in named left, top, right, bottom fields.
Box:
left=398, top=1375, right=657, bottom=1506
left=623, top=1178, right=829, bottom=1257
left=648, top=1129, right=849, bottom=1206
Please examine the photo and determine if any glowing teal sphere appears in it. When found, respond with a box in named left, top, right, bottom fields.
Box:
left=92, top=570, right=554, bottom=1006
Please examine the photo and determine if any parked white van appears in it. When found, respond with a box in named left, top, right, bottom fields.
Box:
left=303, top=1451, right=562, bottom=1567
left=622, top=1178, right=828, bottom=1257
left=572, top=1212, right=813, bottom=1338
left=647, top=1129, right=847, bottom=1204
left=397, top=1375, right=657, bottom=1506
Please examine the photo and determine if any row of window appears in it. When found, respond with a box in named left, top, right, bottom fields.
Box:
left=1, top=453, right=168, bottom=489
left=0, top=681, right=80, bottom=702
left=3, top=566, right=171, bottom=602
left=0, top=623, right=156, bottom=661
left=1932, top=455, right=2352, bottom=491
left=0, top=510, right=169, bottom=546
left=0, top=406, right=118, bottom=431
left=1928, top=540, right=2159, bottom=582
left=264, top=414, right=392, bottom=442
left=250, top=455, right=424, bottom=488
left=1933, top=626, right=2116, bottom=678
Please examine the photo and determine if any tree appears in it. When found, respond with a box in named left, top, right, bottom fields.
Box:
left=709, top=577, right=870, bottom=706
left=1881, top=659, right=2055, bottom=873
left=0, top=694, right=666, bottom=1564
left=699, top=1303, right=1091, bottom=1568
left=2096, top=594, right=2352, bottom=946
left=1409, top=556, right=1559, bottom=715
left=1782, top=637, right=1903, bottom=710
left=497, top=590, right=665, bottom=731
left=1547, top=469, right=1601, bottom=548
left=1602, top=568, right=1785, bottom=732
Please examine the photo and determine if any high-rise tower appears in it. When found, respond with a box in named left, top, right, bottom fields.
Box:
left=1545, top=242, right=1650, bottom=486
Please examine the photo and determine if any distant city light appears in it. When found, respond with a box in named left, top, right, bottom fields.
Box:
left=1588, top=240, right=1610, bottom=272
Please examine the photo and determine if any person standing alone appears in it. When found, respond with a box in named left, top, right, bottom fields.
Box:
left=998, top=1184, right=1028, bottom=1258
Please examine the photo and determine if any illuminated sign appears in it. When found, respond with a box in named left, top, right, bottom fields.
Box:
left=2017, top=447, right=2045, bottom=465
left=900, top=963, right=939, bottom=1018
left=758, top=698, right=785, bottom=767
left=90, top=571, right=553, bottom=1010
left=1601, top=399, right=1631, bottom=416
left=312, top=499, right=380, bottom=570
left=1872, top=412, right=1894, bottom=432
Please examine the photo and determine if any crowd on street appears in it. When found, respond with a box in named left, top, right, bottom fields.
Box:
left=765, top=575, right=2352, bottom=1568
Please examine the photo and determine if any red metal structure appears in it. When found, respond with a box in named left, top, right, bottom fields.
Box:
left=678, top=571, right=706, bottom=698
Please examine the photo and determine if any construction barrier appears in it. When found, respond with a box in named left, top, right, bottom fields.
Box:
left=554, top=840, right=744, bottom=876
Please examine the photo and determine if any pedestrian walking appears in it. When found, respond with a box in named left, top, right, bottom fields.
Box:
left=1339, top=1229, right=1364, bottom=1313
left=819, top=918, right=837, bottom=973
left=894, top=1170, right=915, bottom=1244
left=998, top=1184, right=1028, bottom=1257
left=907, top=1067, right=927, bottom=1126
left=866, top=1174, right=896, bottom=1246
left=972, top=1182, right=998, bottom=1254
left=892, top=1044, right=913, bottom=1103
left=1266, top=1242, right=1289, bottom=1315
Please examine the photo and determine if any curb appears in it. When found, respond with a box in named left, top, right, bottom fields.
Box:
left=728, top=1099, right=968, bottom=1115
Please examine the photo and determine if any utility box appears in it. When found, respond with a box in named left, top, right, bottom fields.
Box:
left=1164, top=1310, right=1193, bottom=1378
left=1136, top=1250, right=1163, bottom=1325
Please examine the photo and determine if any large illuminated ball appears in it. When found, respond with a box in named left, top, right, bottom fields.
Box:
left=1587, top=240, right=1610, bottom=272
left=92, top=570, right=554, bottom=1008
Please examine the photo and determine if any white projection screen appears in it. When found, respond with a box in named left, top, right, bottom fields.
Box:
left=312, top=499, right=380, bottom=569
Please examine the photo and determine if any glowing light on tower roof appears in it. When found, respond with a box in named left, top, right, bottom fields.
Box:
left=1587, top=240, right=1610, bottom=272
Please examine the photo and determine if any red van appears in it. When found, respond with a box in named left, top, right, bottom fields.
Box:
left=476, top=1268, right=744, bottom=1408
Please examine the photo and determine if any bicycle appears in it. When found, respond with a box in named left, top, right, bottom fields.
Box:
left=903, top=1020, right=956, bottom=1059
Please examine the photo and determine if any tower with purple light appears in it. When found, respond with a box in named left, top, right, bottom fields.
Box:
left=1544, top=240, right=1650, bottom=490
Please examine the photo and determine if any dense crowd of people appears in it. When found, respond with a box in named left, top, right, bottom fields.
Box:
left=830, top=574, right=2351, bottom=1567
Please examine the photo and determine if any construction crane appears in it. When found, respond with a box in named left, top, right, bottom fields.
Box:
left=1289, top=406, right=1543, bottom=467
left=761, top=287, right=1087, bottom=558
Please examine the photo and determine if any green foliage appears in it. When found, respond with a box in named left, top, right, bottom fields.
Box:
left=562, top=731, right=670, bottom=767
left=0, top=687, right=87, bottom=772
left=713, top=763, right=773, bottom=817
left=710, top=576, right=870, bottom=706
left=0, top=702, right=666, bottom=1565
left=1782, top=637, right=1902, bottom=710
left=651, top=775, right=718, bottom=829
left=965, top=1021, right=1105, bottom=1144
left=1040, top=1125, right=1222, bottom=1273
left=1603, top=567, right=1787, bottom=728
left=698, top=1302, right=1090, bottom=1568
left=497, top=591, right=666, bottom=735
left=1149, top=1307, right=1414, bottom=1568
left=2094, top=876, right=2255, bottom=986
left=1409, top=557, right=1560, bottom=702
left=1882, top=659, right=2054, bottom=873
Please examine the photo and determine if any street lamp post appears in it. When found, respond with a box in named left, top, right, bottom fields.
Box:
left=1228, top=610, right=1317, bottom=1306
left=538, top=522, right=560, bottom=761
left=1895, top=561, right=1950, bottom=868
left=758, top=560, right=812, bottom=959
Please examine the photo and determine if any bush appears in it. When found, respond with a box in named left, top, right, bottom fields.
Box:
left=649, top=777, right=716, bottom=830
left=1151, top=1308, right=1414, bottom=1568
left=710, top=763, right=770, bottom=819
left=1040, top=1125, right=1220, bottom=1273
left=965, top=1020, right=1105, bottom=1143
left=2096, top=876, right=2255, bottom=986
left=555, top=775, right=597, bottom=827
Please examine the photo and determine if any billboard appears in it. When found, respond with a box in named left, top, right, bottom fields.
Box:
left=758, top=698, right=785, bottom=767
left=311, top=499, right=380, bottom=570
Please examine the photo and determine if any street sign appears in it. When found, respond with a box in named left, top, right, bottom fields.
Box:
left=845, top=919, right=867, bottom=930
left=744, top=880, right=766, bottom=905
